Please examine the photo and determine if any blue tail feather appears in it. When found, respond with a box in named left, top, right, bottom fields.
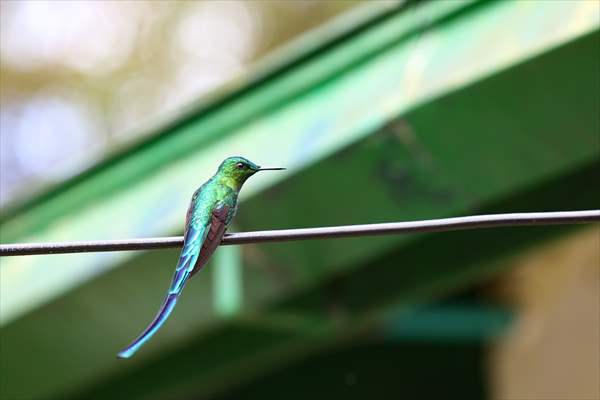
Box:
left=117, top=220, right=206, bottom=358
left=117, top=293, right=179, bottom=359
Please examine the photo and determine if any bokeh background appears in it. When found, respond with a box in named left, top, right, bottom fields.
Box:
left=1, top=1, right=599, bottom=399
left=0, top=0, right=356, bottom=207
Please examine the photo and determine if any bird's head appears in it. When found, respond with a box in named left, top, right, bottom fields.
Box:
left=217, top=156, right=284, bottom=189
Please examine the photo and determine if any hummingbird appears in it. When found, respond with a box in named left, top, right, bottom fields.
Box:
left=117, top=156, right=285, bottom=358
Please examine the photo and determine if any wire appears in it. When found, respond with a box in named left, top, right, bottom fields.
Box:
left=1, top=210, right=598, bottom=257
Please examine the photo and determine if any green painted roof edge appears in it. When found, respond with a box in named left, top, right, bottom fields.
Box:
left=0, top=0, right=421, bottom=221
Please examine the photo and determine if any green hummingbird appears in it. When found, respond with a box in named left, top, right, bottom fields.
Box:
left=118, top=156, right=284, bottom=358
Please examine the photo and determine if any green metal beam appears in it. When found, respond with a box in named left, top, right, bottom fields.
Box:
left=1, top=1, right=598, bottom=399
left=2, top=0, right=597, bottom=325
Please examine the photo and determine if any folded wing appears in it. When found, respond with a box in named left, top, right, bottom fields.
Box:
left=190, top=203, right=230, bottom=279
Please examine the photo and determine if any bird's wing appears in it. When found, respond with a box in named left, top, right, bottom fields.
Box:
left=189, top=203, right=230, bottom=279
left=117, top=201, right=230, bottom=359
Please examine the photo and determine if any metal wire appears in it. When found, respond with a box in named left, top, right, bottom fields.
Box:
left=1, top=210, right=598, bottom=257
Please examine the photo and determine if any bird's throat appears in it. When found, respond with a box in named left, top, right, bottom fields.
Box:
left=218, top=175, right=244, bottom=192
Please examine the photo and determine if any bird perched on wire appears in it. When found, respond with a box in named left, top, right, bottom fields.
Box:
left=117, top=156, right=285, bottom=358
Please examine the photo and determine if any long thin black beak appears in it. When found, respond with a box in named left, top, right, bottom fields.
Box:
left=257, top=167, right=286, bottom=171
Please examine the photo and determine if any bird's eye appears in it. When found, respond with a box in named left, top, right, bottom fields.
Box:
left=236, top=162, right=245, bottom=169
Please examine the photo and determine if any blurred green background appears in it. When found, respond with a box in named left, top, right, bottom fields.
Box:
left=1, top=1, right=598, bottom=399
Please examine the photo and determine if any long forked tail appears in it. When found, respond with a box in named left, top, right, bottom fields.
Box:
left=117, top=293, right=179, bottom=359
